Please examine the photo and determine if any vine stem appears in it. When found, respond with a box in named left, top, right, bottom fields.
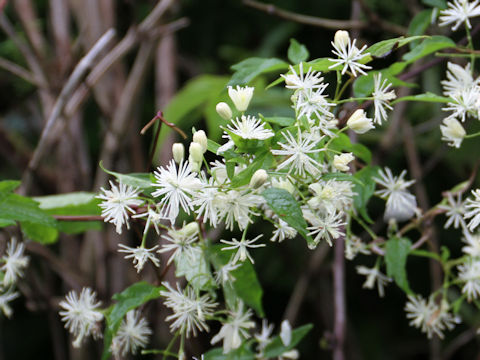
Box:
left=333, top=231, right=346, bottom=360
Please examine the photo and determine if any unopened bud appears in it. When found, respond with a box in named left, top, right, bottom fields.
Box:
left=181, top=222, right=199, bottom=237
left=334, top=30, right=350, bottom=49
left=272, top=178, right=295, bottom=194
left=193, top=130, right=208, bottom=153
left=347, top=109, right=374, bottom=134
left=228, top=86, right=254, bottom=112
left=189, top=156, right=202, bottom=173
left=216, top=102, right=233, bottom=120
left=333, top=153, right=354, bottom=172
left=189, top=142, right=203, bottom=163
left=172, top=143, right=184, bottom=164
left=249, top=169, right=268, bottom=189
left=440, top=118, right=466, bottom=148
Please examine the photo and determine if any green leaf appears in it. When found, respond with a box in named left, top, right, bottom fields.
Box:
left=0, top=219, right=15, bottom=228
left=353, top=70, right=415, bottom=99
left=287, top=38, right=309, bottom=64
left=353, top=166, right=380, bottom=224
left=230, top=152, right=272, bottom=188
left=391, top=92, right=452, bottom=105
left=0, top=193, right=56, bottom=227
left=102, top=282, right=163, bottom=360
left=422, top=0, right=447, bottom=9
left=0, top=180, right=20, bottom=197
left=366, top=36, right=427, bottom=59
left=210, top=245, right=264, bottom=317
left=175, top=249, right=214, bottom=291
left=20, top=221, right=58, bottom=244
left=99, top=161, right=153, bottom=191
left=262, top=188, right=313, bottom=247
left=385, top=237, right=412, bottom=294
left=407, top=10, right=433, bottom=49
left=33, top=192, right=98, bottom=209
left=402, top=36, right=455, bottom=63
left=204, top=344, right=255, bottom=360
left=260, top=115, right=295, bottom=127
left=329, top=133, right=372, bottom=164
left=229, top=57, right=289, bottom=86
left=263, top=324, right=313, bottom=358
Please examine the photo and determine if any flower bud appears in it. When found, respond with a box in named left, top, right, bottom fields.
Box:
left=280, top=320, right=292, bottom=346
left=193, top=130, right=208, bottom=153
left=189, top=142, right=203, bottom=163
left=333, top=153, right=355, bottom=172
left=172, top=143, right=184, bottom=164
left=271, top=178, right=295, bottom=194
left=216, top=102, right=233, bottom=120
left=228, top=86, right=254, bottom=112
left=334, top=30, right=350, bottom=49
left=181, top=222, right=199, bottom=237
left=249, top=169, right=268, bottom=189
left=347, top=109, right=374, bottom=134
left=188, top=156, right=202, bottom=173
left=440, top=117, right=466, bottom=148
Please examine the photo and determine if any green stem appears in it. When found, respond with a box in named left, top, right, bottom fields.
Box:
left=351, top=213, right=378, bottom=240
left=335, top=96, right=372, bottom=105
left=464, top=131, right=480, bottom=139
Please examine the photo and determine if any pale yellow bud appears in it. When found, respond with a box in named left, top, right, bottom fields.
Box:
left=188, top=156, right=202, bottom=173
left=249, top=169, right=268, bottom=189
left=216, top=102, right=233, bottom=120
left=193, top=130, right=208, bottom=153
left=334, top=30, right=350, bottom=49
left=172, top=143, right=184, bottom=164
left=228, top=86, right=254, bottom=112
left=181, top=222, right=199, bottom=237
left=189, top=142, right=203, bottom=163
left=347, top=109, right=374, bottom=134
left=333, top=153, right=355, bottom=172
left=271, top=178, right=295, bottom=194
left=440, top=118, right=466, bottom=148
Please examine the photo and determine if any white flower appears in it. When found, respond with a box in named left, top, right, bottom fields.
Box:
left=374, top=168, right=418, bottom=222
left=465, top=189, right=480, bottom=232
left=118, top=244, right=160, bottom=273
left=96, top=181, right=142, bottom=234
left=442, top=86, right=480, bottom=123
left=333, top=153, right=354, bottom=172
left=221, top=235, right=265, bottom=264
left=356, top=265, right=392, bottom=297
left=462, top=232, right=480, bottom=257
left=438, top=192, right=466, bottom=229
left=347, top=109, right=374, bottom=134
left=271, top=130, right=324, bottom=178
left=254, top=319, right=274, bottom=354
left=404, top=295, right=460, bottom=339
left=158, top=227, right=200, bottom=265
left=280, top=320, right=292, bottom=346
left=372, top=73, right=396, bottom=125
left=440, top=117, right=466, bottom=148
left=458, top=259, right=480, bottom=301
left=1, top=238, right=29, bottom=286
left=152, top=160, right=202, bottom=224
left=439, top=0, right=480, bottom=31
left=132, top=206, right=164, bottom=235
left=216, top=190, right=263, bottom=231
left=111, top=310, right=151, bottom=358
left=271, top=219, right=297, bottom=242
left=281, top=63, right=325, bottom=93
left=160, top=282, right=217, bottom=338
left=215, top=261, right=241, bottom=285
left=228, top=86, right=254, bottom=112
left=211, top=302, right=255, bottom=354
left=295, top=87, right=335, bottom=124
left=329, top=30, right=371, bottom=77
left=345, top=235, right=370, bottom=260
left=192, top=175, right=221, bottom=227
left=224, top=115, right=274, bottom=140
left=0, top=288, right=19, bottom=318
left=441, top=62, right=479, bottom=96
left=59, top=287, right=104, bottom=348
left=307, top=180, right=355, bottom=213
left=307, top=210, right=346, bottom=247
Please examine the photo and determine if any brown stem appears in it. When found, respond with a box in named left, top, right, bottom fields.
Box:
left=333, top=233, right=346, bottom=360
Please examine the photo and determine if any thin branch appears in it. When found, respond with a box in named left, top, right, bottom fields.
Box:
left=0, top=57, right=39, bottom=85
left=243, top=0, right=406, bottom=35
left=333, top=232, right=346, bottom=360
left=65, top=17, right=189, bottom=118
left=21, top=28, right=116, bottom=191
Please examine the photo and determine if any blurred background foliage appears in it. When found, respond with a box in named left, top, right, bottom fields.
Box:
left=0, top=0, right=479, bottom=359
